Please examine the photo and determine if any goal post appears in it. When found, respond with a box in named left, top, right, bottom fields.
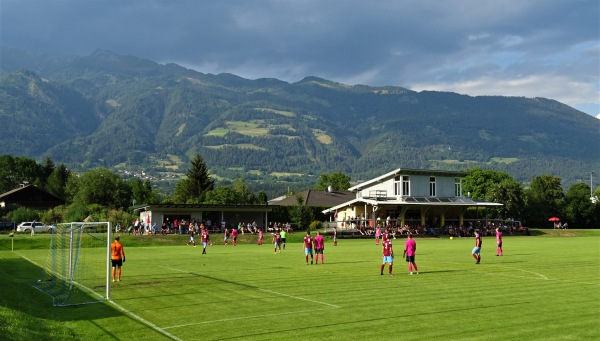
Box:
left=33, top=222, right=112, bottom=306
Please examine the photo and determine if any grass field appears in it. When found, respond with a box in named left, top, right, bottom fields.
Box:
left=1, top=230, right=599, bottom=340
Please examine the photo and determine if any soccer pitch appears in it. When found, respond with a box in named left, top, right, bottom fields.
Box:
left=2, top=231, right=599, bottom=340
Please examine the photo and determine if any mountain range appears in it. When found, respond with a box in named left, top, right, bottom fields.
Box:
left=1, top=48, right=598, bottom=197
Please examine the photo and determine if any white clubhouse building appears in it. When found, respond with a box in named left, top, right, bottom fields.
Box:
left=322, top=168, right=502, bottom=228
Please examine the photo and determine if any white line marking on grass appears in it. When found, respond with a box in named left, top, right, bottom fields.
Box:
left=15, top=252, right=182, bottom=341
left=161, top=265, right=340, bottom=309
left=430, top=261, right=599, bottom=286
left=108, top=300, right=183, bottom=341
left=499, top=266, right=549, bottom=280
left=165, top=308, right=331, bottom=329
left=258, top=288, right=340, bottom=308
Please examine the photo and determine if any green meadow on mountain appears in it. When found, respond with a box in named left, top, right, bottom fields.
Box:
left=1, top=48, right=598, bottom=195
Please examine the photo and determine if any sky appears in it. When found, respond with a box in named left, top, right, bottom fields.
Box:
left=1, top=0, right=599, bottom=117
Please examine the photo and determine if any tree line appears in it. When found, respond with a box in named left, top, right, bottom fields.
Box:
left=0, top=154, right=598, bottom=229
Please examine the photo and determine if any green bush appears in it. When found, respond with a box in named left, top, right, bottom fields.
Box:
left=309, top=220, right=322, bottom=231
left=7, top=207, right=40, bottom=223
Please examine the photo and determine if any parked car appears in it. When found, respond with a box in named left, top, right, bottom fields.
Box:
left=0, top=221, right=16, bottom=231
left=16, top=222, right=56, bottom=233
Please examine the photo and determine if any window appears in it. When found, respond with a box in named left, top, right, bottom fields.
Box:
left=402, top=176, right=410, bottom=196
left=429, top=177, right=436, bottom=196
left=394, top=175, right=401, bottom=195
left=454, top=178, right=462, bottom=197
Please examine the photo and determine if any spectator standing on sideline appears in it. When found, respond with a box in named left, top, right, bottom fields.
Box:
left=304, top=231, right=314, bottom=265
left=313, top=231, right=325, bottom=264
left=333, top=227, right=337, bottom=246
left=111, top=236, right=126, bottom=282
left=403, top=233, right=418, bottom=275
left=472, top=230, right=482, bottom=264
left=496, top=227, right=503, bottom=256
left=380, top=236, right=394, bottom=276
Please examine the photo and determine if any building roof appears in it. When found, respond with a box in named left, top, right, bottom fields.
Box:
left=269, top=190, right=355, bottom=207
left=134, top=203, right=273, bottom=213
left=349, top=168, right=468, bottom=192
left=0, top=184, right=64, bottom=209
left=322, top=196, right=502, bottom=214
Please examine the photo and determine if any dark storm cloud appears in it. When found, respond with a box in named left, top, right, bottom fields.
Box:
left=1, top=0, right=598, bottom=115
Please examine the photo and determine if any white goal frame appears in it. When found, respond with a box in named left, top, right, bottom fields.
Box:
left=33, top=221, right=112, bottom=306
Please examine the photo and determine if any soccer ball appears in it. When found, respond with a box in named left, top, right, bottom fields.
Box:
left=450, top=237, right=454, bottom=240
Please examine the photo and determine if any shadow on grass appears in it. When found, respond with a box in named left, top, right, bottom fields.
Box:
left=1, top=256, right=122, bottom=321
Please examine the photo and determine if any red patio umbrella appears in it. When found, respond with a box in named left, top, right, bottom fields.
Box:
left=548, top=217, right=560, bottom=222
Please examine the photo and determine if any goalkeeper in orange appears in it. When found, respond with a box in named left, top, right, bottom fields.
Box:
left=111, top=235, right=126, bottom=282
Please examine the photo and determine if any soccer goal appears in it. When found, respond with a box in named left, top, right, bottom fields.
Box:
left=33, top=222, right=112, bottom=306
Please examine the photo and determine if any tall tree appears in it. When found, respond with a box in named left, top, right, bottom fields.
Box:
left=46, top=163, right=70, bottom=199
left=0, top=155, right=43, bottom=192
left=564, top=183, right=598, bottom=228
left=173, top=154, right=214, bottom=203
left=203, top=186, right=239, bottom=204
left=289, top=194, right=314, bottom=230
left=129, top=178, right=158, bottom=204
left=462, top=168, right=513, bottom=200
left=525, top=174, right=564, bottom=227
left=315, top=171, right=351, bottom=191
left=68, top=168, right=132, bottom=209
left=232, top=178, right=257, bottom=204
left=40, top=157, right=55, bottom=187
left=488, top=179, right=525, bottom=219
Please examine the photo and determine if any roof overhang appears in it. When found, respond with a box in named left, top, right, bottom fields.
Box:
left=322, top=197, right=502, bottom=214
left=134, top=204, right=273, bottom=213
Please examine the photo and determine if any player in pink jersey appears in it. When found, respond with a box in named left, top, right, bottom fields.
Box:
left=258, top=229, right=263, bottom=245
left=496, top=227, right=503, bottom=256
left=231, top=228, right=238, bottom=246
left=380, top=238, right=394, bottom=276
left=375, top=224, right=382, bottom=245
left=313, top=231, right=325, bottom=264
left=403, top=233, right=418, bottom=274
left=303, top=231, right=314, bottom=265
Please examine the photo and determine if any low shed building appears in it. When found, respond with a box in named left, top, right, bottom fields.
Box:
left=133, top=204, right=273, bottom=231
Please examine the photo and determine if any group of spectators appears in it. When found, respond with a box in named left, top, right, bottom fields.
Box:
left=118, top=218, right=291, bottom=237
left=267, top=222, right=293, bottom=234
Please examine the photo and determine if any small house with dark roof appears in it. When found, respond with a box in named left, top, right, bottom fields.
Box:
left=268, top=189, right=354, bottom=207
left=0, top=183, right=65, bottom=210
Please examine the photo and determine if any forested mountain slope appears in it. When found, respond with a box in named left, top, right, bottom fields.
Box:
left=1, top=48, right=598, bottom=194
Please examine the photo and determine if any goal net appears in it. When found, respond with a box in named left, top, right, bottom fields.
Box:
left=33, top=222, right=112, bottom=306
